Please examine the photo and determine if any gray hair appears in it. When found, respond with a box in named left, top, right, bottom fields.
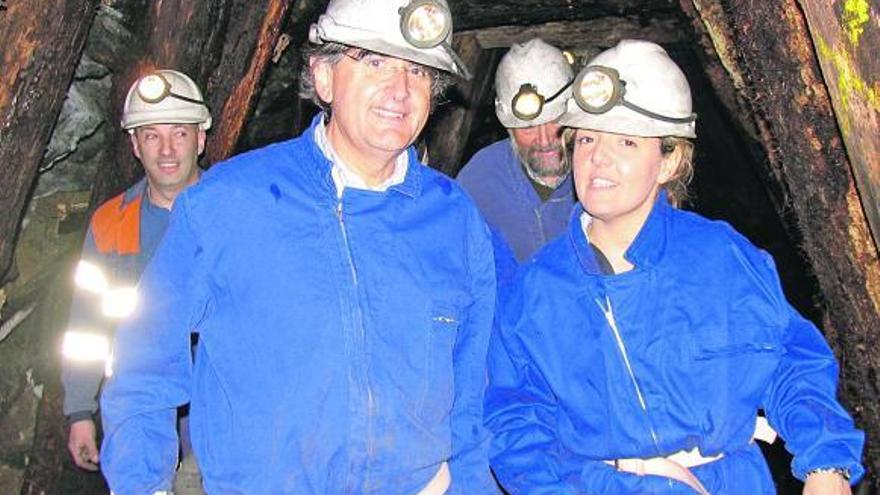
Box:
left=299, top=42, right=454, bottom=114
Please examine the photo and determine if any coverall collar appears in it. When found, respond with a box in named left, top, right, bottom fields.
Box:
left=571, top=190, right=671, bottom=275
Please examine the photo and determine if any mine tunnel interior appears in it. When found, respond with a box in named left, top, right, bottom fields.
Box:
left=1, top=0, right=873, bottom=493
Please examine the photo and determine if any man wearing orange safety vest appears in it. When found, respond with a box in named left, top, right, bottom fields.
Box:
left=60, top=69, right=210, bottom=495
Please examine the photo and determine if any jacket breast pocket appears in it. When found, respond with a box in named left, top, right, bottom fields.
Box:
left=693, top=323, right=781, bottom=360
left=416, top=302, right=461, bottom=424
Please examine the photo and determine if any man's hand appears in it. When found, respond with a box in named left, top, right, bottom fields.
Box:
left=68, top=419, right=100, bottom=471
left=803, top=470, right=851, bottom=495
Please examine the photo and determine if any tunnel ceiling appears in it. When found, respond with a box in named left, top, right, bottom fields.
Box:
left=449, top=0, right=688, bottom=50
left=449, top=0, right=681, bottom=30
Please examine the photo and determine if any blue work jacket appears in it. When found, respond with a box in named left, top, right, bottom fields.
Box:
left=457, top=139, right=574, bottom=265
left=101, top=115, right=498, bottom=494
left=485, top=195, right=864, bottom=494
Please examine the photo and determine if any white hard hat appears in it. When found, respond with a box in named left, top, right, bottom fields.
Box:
left=309, top=0, right=470, bottom=79
left=559, top=39, right=696, bottom=138
left=121, top=70, right=212, bottom=131
left=494, top=38, right=574, bottom=128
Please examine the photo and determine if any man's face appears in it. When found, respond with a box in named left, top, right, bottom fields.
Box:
left=130, top=123, right=204, bottom=197
left=312, top=50, right=433, bottom=178
left=510, top=122, right=569, bottom=180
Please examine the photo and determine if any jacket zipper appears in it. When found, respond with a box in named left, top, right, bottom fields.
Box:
left=336, top=202, right=359, bottom=284
left=336, top=200, right=375, bottom=486
left=596, top=295, right=662, bottom=454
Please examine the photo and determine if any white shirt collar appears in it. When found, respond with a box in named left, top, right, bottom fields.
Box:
left=579, top=210, right=594, bottom=242
left=314, top=117, right=408, bottom=198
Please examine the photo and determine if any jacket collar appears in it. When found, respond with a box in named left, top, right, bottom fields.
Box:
left=123, top=177, right=148, bottom=205
left=304, top=113, right=422, bottom=199
left=569, top=190, right=671, bottom=275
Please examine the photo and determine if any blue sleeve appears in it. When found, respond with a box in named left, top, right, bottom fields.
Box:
left=100, top=193, right=210, bottom=494
left=489, top=227, right=518, bottom=289
left=447, top=211, right=500, bottom=495
left=485, top=284, right=701, bottom=495
left=61, top=229, right=112, bottom=419
left=760, top=259, right=865, bottom=483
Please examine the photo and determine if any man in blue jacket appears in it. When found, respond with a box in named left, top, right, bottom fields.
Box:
left=457, top=39, right=575, bottom=275
left=61, top=69, right=209, bottom=494
left=100, top=1, right=498, bottom=494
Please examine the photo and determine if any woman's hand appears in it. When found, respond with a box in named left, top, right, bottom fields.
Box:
left=803, top=470, right=851, bottom=495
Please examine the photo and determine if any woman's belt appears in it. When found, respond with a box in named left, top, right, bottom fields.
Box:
left=416, top=461, right=450, bottom=495
left=603, top=417, right=777, bottom=495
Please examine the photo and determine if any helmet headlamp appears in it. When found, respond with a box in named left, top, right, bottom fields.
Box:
left=399, top=0, right=451, bottom=49
left=511, top=80, right=574, bottom=122
left=573, top=65, right=696, bottom=124
left=136, top=72, right=205, bottom=106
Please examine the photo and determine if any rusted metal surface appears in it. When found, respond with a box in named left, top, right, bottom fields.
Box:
left=0, top=0, right=99, bottom=284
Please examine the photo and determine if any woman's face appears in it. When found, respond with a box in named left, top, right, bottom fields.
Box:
left=572, top=129, right=676, bottom=231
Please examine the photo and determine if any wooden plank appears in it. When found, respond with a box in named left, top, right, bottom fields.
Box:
left=798, top=0, right=880, bottom=253
left=450, top=0, right=678, bottom=31
left=0, top=0, right=99, bottom=284
left=462, top=17, right=687, bottom=50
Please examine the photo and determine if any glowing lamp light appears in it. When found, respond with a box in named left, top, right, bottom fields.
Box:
left=102, top=287, right=139, bottom=319
left=572, top=64, right=697, bottom=124
left=74, top=260, right=109, bottom=294
left=573, top=66, right=621, bottom=114
left=134, top=72, right=205, bottom=105
left=62, top=331, right=111, bottom=363
left=399, top=0, right=451, bottom=49
left=511, top=84, right=545, bottom=121
left=509, top=78, right=574, bottom=122
left=136, top=73, right=172, bottom=103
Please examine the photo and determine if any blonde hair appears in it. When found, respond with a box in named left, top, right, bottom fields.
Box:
left=660, top=136, right=694, bottom=207
left=562, top=129, right=695, bottom=207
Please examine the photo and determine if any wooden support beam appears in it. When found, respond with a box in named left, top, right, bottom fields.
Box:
left=462, top=17, right=686, bottom=50
left=205, top=0, right=291, bottom=164
left=0, top=0, right=99, bottom=284
left=90, top=0, right=292, bottom=210
left=683, top=0, right=880, bottom=488
left=425, top=34, right=501, bottom=176
left=798, top=0, right=880, bottom=254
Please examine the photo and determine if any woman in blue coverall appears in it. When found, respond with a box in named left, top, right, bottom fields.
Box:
left=484, top=39, right=864, bottom=495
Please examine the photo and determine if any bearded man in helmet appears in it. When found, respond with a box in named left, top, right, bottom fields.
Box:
left=457, top=38, right=576, bottom=280
left=99, top=1, right=498, bottom=494
left=61, top=69, right=209, bottom=494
